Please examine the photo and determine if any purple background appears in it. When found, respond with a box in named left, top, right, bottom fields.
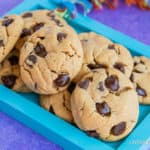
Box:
left=0, top=0, right=150, bottom=150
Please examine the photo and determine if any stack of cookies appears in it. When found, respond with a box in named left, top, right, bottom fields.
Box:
left=0, top=9, right=149, bottom=142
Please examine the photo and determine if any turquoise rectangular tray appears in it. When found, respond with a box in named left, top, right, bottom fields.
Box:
left=0, top=0, right=150, bottom=149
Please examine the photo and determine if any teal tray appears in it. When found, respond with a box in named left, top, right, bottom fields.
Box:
left=0, top=0, right=150, bottom=149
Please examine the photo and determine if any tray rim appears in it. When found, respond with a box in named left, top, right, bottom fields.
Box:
left=0, top=0, right=150, bottom=149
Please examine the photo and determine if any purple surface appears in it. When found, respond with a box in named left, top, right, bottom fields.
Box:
left=88, top=1, right=150, bottom=46
left=0, top=0, right=150, bottom=150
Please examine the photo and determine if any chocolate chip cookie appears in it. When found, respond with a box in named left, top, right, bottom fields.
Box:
left=71, top=68, right=139, bottom=141
left=20, top=26, right=83, bottom=94
left=15, top=10, right=67, bottom=50
left=74, top=32, right=112, bottom=81
left=75, top=32, right=133, bottom=81
left=40, top=82, right=76, bottom=122
left=130, top=56, right=150, bottom=104
left=0, top=48, right=30, bottom=92
left=0, top=15, right=24, bottom=62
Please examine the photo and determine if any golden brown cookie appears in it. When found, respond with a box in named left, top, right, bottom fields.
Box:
left=130, top=56, right=150, bottom=104
left=71, top=68, right=139, bottom=141
left=20, top=26, right=83, bottom=94
left=40, top=82, right=76, bottom=123
left=0, top=15, right=24, bottom=62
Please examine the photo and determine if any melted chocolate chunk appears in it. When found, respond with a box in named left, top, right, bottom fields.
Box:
left=81, top=39, right=88, bottom=43
left=1, top=75, right=17, bottom=88
left=67, top=82, right=76, bottom=94
left=110, top=122, right=126, bottom=136
left=98, top=81, right=105, bottom=91
left=87, top=64, right=107, bottom=70
left=49, top=106, right=55, bottom=114
left=21, top=28, right=31, bottom=38
left=136, top=84, right=147, bottom=97
left=86, top=130, right=99, bottom=138
left=105, top=75, right=119, bottom=91
left=108, top=44, right=115, bottom=49
left=114, top=63, right=125, bottom=73
left=39, top=36, right=45, bottom=40
left=34, top=82, right=37, bottom=89
left=32, top=23, right=44, bottom=32
left=57, top=33, right=67, bottom=42
left=54, top=74, right=70, bottom=87
left=8, top=55, right=19, bottom=66
left=56, top=8, right=67, bottom=12
left=134, top=61, right=138, bottom=66
left=34, top=43, right=47, bottom=57
left=53, top=19, right=63, bottom=27
left=26, top=55, right=37, bottom=67
left=22, top=12, right=32, bottom=18
left=47, top=11, right=55, bottom=18
left=78, top=78, right=92, bottom=89
left=96, top=102, right=111, bottom=116
left=0, top=40, right=4, bottom=47
left=130, top=74, right=134, bottom=82
left=2, top=18, right=14, bottom=26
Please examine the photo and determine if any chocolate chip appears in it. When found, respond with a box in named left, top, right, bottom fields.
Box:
left=108, top=44, right=115, bottom=49
left=67, top=82, right=76, bottom=94
left=26, top=55, right=37, bottom=67
left=78, top=78, right=92, bottom=89
left=141, top=60, right=145, bottom=64
left=34, top=43, right=47, bottom=57
left=136, top=84, right=147, bottom=97
left=105, top=75, right=119, bottom=91
left=98, top=81, right=104, bottom=91
left=57, top=33, right=67, bottom=42
left=1, top=75, right=17, bottom=88
left=134, top=62, right=138, bottom=66
left=8, top=55, right=19, bottom=65
left=86, top=130, right=99, bottom=138
left=54, top=74, right=70, bottom=87
left=21, top=28, right=31, bottom=38
left=81, top=39, right=88, bottom=42
left=0, top=40, right=4, bottom=47
left=2, top=18, right=14, bottom=26
left=56, top=8, right=67, bottom=12
left=130, top=74, right=134, bottom=82
left=96, top=102, right=111, bottom=116
left=87, top=64, right=107, bottom=70
left=114, top=63, right=125, bottom=73
left=39, top=36, right=45, bottom=40
left=22, top=12, right=32, bottom=18
left=47, top=11, right=55, bottom=18
left=34, top=82, right=37, bottom=89
left=49, top=106, right=55, bottom=114
left=53, top=19, right=63, bottom=27
left=110, top=122, right=126, bottom=136
left=32, top=23, right=44, bottom=32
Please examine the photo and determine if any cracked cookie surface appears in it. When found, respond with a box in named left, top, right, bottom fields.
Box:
left=15, top=9, right=68, bottom=50
left=0, top=48, right=30, bottom=92
left=40, top=82, right=76, bottom=123
left=130, top=56, right=150, bottom=104
left=75, top=32, right=133, bottom=81
left=71, top=68, right=139, bottom=141
left=0, top=15, right=23, bottom=62
left=20, top=26, right=83, bottom=94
